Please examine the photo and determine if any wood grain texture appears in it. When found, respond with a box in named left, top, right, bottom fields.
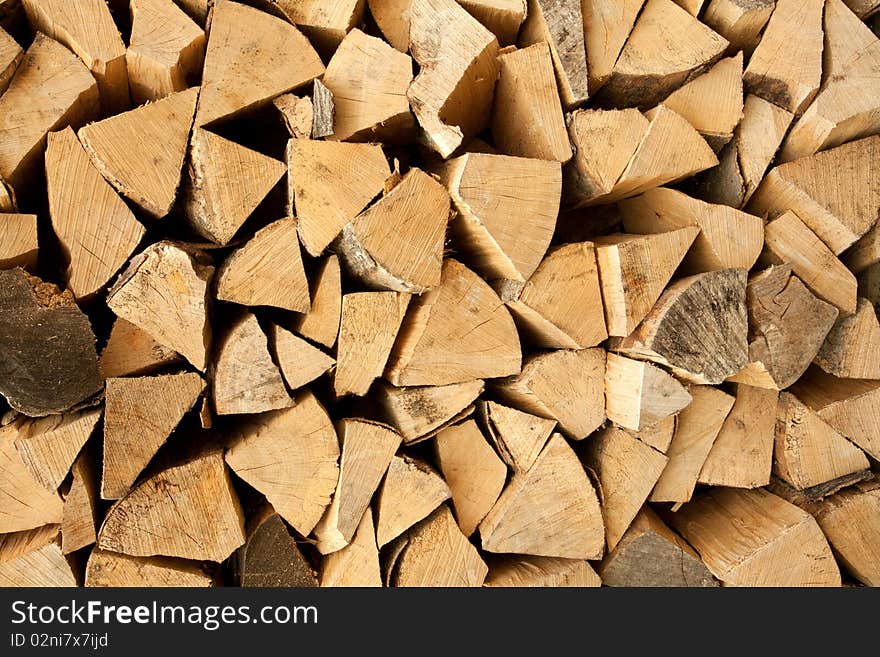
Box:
left=86, top=549, right=212, bottom=587
left=477, top=400, right=555, bottom=471
left=486, top=555, right=601, bottom=587
left=375, top=454, right=451, bottom=547
left=0, top=213, right=36, bottom=270
left=377, top=379, right=483, bottom=444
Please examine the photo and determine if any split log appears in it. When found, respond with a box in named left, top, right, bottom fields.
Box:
left=407, top=0, right=499, bottom=158
left=14, top=409, right=100, bottom=491
left=375, top=455, right=451, bottom=547
left=702, top=0, right=774, bottom=56
left=313, top=419, right=402, bottom=554
left=846, top=223, right=880, bottom=274
left=0, top=525, right=75, bottom=586
left=814, top=298, right=880, bottom=379
left=102, top=373, right=204, bottom=499
left=195, top=0, right=323, bottom=127
left=612, top=268, right=749, bottom=385
left=773, top=392, right=869, bottom=492
left=604, top=353, right=691, bottom=432
left=376, top=379, right=483, bottom=444
left=630, top=416, right=676, bottom=454
left=322, top=28, right=415, bottom=142
left=126, top=0, right=205, bottom=104
left=174, top=0, right=212, bottom=25
left=107, top=241, right=212, bottom=371
left=236, top=508, right=317, bottom=588
left=0, top=269, right=101, bottom=417
left=619, top=189, right=763, bottom=274
left=274, top=94, right=313, bottom=139
left=477, top=400, right=554, bottom=472
left=698, top=384, right=777, bottom=488
left=582, top=427, right=668, bottom=549
left=98, top=450, right=246, bottom=561
left=598, top=0, right=728, bottom=109
left=480, top=434, right=605, bottom=559
left=293, top=255, right=342, bottom=349
left=673, top=0, right=705, bottom=13
left=61, top=449, right=98, bottom=555
left=668, top=487, right=840, bottom=586
left=320, top=511, right=382, bottom=587
left=288, top=140, right=390, bottom=257
left=491, top=42, right=572, bottom=163
left=216, top=217, right=310, bottom=312
left=486, top=555, right=601, bottom=587
left=311, top=79, right=334, bottom=139
left=45, top=128, right=145, bottom=300
left=458, top=0, right=526, bottom=45
left=598, top=507, right=717, bottom=587
left=494, top=348, right=605, bottom=439
left=212, top=312, right=292, bottom=415
left=0, top=213, right=37, bottom=270
left=0, top=421, right=63, bottom=533
left=595, top=228, right=698, bottom=337
left=274, top=0, right=363, bottom=54
left=0, top=34, right=99, bottom=190
left=843, top=0, right=880, bottom=17
left=435, top=419, right=507, bottom=536
left=581, top=0, right=644, bottom=94
left=99, top=318, right=181, bottom=379
left=0, top=25, right=21, bottom=95
left=79, top=87, right=199, bottom=219
left=270, top=325, right=334, bottom=392
left=367, top=0, right=412, bottom=51
left=759, top=212, right=857, bottom=315
left=650, top=385, right=734, bottom=504
left=518, top=0, right=588, bottom=108
left=750, top=137, right=880, bottom=256
left=86, top=549, right=212, bottom=587
left=730, top=265, right=839, bottom=390
left=225, top=392, right=339, bottom=536
left=441, top=152, right=560, bottom=282
left=22, top=0, right=129, bottom=114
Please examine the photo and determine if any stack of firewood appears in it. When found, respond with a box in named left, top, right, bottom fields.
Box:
left=0, top=0, right=878, bottom=588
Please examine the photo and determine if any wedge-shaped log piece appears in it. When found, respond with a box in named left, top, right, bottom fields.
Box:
left=599, top=507, right=717, bottom=587
left=103, top=373, right=204, bottom=500
left=595, top=228, right=699, bottom=337
left=0, top=213, right=37, bottom=270
left=457, top=0, right=526, bottom=45
left=599, top=0, right=728, bottom=109
left=367, top=0, right=412, bottom=51
left=698, top=384, right=777, bottom=489
left=630, top=415, right=676, bottom=454
left=759, top=212, right=858, bottom=315
left=274, top=93, right=313, bottom=139
left=743, top=0, right=823, bottom=115
left=604, top=353, right=691, bottom=432
left=386, top=259, right=521, bottom=386
left=442, top=152, right=560, bottom=282
left=498, top=242, right=605, bottom=348
left=614, top=269, right=748, bottom=385
left=814, top=298, right=880, bottom=379
left=582, top=427, right=668, bottom=550
left=274, top=0, right=364, bottom=54
left=481, top=434, right=604, bottom=559
left=237, top=508, right=316, bottom=588
left=846, top=223, right=880, bottom=275
left=581, top=0, right=644, bottom=94
left=0, top=35, right=99, bottom=190
left=486, top=555, right=600, bottom=587
left=289, top=141, right=390, bottom=257
left=313, top=419, right=401, bottom=554
left=0, top=422, right=63, bottom=533
left=750, top=137, right=880, bottom=256
left=392, top=506, right=488, bottom=587
left=491, top=42, right=571, bottom=162
left=375, top=455, right=451, bottom=547
left=0, top=269, right=101, bottom=416
left=619, top=188, right=763, bottom=274
left=668, top=488, right=840, bottom=586
left=0, top=25, right=21, bottom=95
left=226, top=392, right=339, bottom=536
left=702, top=0, right=774, bottom=56
left=323, top=29, right=414, bottom=142
left=174, top=0, right=212, bottom=24
left=435, top=419, right=507, bottom=536
left=98, top=450, right=245, bottom=561
left=108, top=242, right=212, bottom=371
left=22, top=0, right=128, bottom=113
left=46, top=128, right=145, bottom=300
left=650, top=386, right=734, bottom=504
left=377, top=380, right=484, bottom=444
left=773, top=392, right=869, bottom=492
left=292, top=255, right=342, bottom=349
left=126, top=0, right=205, bottom=104
left=62, top=449, right=99, bottom=554
left=216, top=218, right=309, bottom=312
left=0, top=525, right=75, bottom=586
left=477, top=400, right=554, bottom=471
left=99, top=318, right=181, bottom=379
left=843, top=0, right=880, bottom=17
left=79, top=87, right=198, bottom=220
left=86, top=549, right=212, bottom=587
left=213, top=312, right=292, bottom=415
left=320, top=511, right=382, bottom=587
left=407, top=0, right=499, bottom=158
left=270, top=325, right=334, bottom=392
left=195, top=0, right=323, bottom=127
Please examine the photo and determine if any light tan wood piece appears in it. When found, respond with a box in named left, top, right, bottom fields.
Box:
left=99, top=318, right=181, bottom=379
left=0, top=213, right=37, bottom=270
left=581, top=0, right=644, bottom=94
left=599, top=0, right=728, bottom=109
left=595, top=228, right=699, bottom=337
left=127, top=0, right=205, bottom=104
left=61, top=449, right=98, bottom=554
left=0, top=25, right=21, bottom=95
left=407, top=0, right=499, bottom=158
left=672, top=0, right=704, bottom=13
left=0, top=34, right=99, bottom=190
left=293, top=255, right=342, bottom=349
left=79, top=87, right=199, bottom=219
left=288, top=140, right=390, bottom=257
left=270, top=324, right=334, bottom=392
left=491, top=42, right=572, bottom=163
left=195, top=0, right=323, bottom=127
left=599, top=507, right=717, bottom=587
left=323, top=28, right=414, bottom=142
left=274, top=0, right=364, bottom=54
left=313, top=419, right=402, bottom=554
left=320, top=510, right=381, bottom=587
left=846, top=223, right=880, bottom=274
left=274, top=94, right=313, bottom=139
left=458, top=0, right=526, bottom=45
left=604, top=353, right=691, bottom=432
left=174, top=0, right=212, bottom=24
left=814, top=298, right=880, bottom=379
left=668, top=487, right=840, bottom=586
left=702, top=0, right=774, bottom=56
left=630, top=416, right=676, bottom=454
left=481, top=434, right=604, bottom=559
left=376, top=379, right=483, bottom=444
left=478, top=400, right=555, bottom=471
left=336, top=292, right=410, bottom=397
left=22, top=0, right=129, bottom=114
left=486, top=555, right=601, bottom=587
left=98, top=450, right=245, bottom=561
left=86, top=549, right=212, bottom=587
left=0, top=525, right=76, bottom=586
left=375, top=455, right=451, bottom=547
left=368, top=0, right=412, bottom=51
left=45, top=128, right=145, bottom=300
